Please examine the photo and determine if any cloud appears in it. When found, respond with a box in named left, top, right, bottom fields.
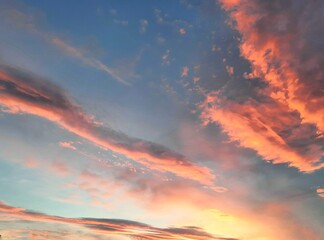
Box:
left=181, top=66, right=189, bottom=78
left=316, top=188, right=324, bottom=199
left=162, top=49, right=171, bottom=65
left=179, top=28, right=186, bottom=35
left=59, top=141, right=77, bottom=150
left=24, top=158, right=39, bottom=169
left=0, top=201, right=234, bottom=240
left=200, top=92, right=323, bottom=172
left=219, top=0, right=324, bottom=131
left=198, top=0, right=324, bottom=173
left=50, top=161, right=70, bottom=176
left=0, top=6, right=129, bottom=85
left=49, top=37, right=130, bottom=85
left=225, top=66, right=234, bottom=77
left=140, top=19, right=149, bottom=33
left=0, top=64, right=215, bottom=186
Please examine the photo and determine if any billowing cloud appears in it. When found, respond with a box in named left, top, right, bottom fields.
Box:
left=0, top=201, right=235, bottom=240
left=0, top=64, right=215, bottom=186
left=199, top=0, right=324, bottom=172
left=219, top=0, right=324, bottom=130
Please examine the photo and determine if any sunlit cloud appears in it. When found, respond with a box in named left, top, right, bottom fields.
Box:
left=200, top=92, right=323, bottom=172
left=219, top=0, right=324, bottom=131
left=0, top=64, right=215, bottom=186
left=59, top=141, right=77, bottom=151
left=0, top=201, right=232, bottom=240
left=181, top=66, right=189, bottom=78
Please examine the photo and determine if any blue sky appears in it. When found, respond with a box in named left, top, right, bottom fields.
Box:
left=0, top=0, right=323, bottom=239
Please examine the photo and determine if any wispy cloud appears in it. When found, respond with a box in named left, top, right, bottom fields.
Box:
left=162, top=49, right=171, bottom=65
left=0, top=6, right=129, bottom=85
left=0, top=201, right=234, bottom=240
left=50, top=37, right=130, bottom=85
left=59, top=141, right=77, bottom=150
left=139, top=19, right=149, bottom=33
left=0, top=64, right=215, bottom=186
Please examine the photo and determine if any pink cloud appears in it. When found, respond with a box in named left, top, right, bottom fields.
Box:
left=219, top=0, right=324, bottom=131
left=200, top=92, right=323, bottom=172
left=24, top=158, right=39, bottom=169
left=59, top=141, right=77, bottom=151
left=50, top=161, right=70, bottom=176
left=179, top=28, right=186, bottom=35
left=181, top=66, right=189, bottom=78
left=0, top=64, right=215, bottom=187
left=0, top=201, right=224, bottom=240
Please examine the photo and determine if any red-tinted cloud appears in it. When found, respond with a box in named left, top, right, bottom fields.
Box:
left=201, top=92, right=323, bottom=172
left=199, top=0, right=324, bottom=172
left=219, top=0, right=324, bottom=131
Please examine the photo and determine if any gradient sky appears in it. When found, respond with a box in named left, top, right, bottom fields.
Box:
left=0, top=0, right=323, bottom=239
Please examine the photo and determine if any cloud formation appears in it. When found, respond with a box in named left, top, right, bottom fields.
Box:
left=0, top=64, right=215, bottom=186
left=50, top=37, right=130, bottom=85
left=220, top=0, right=324, bottom=131
left=0, top=6, right=129, bottom=85
left=219, top=0, right=324, bottom=130
left=0, top=201, right=236, bottom=240
left=201, top=92, right=323, bottom=172
left=199, top=0, right=324, bottom=172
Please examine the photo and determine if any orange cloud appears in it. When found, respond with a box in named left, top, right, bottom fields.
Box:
left=59, top=141, right=77, bottom=150
left=200, top=92, right=323, bottom=172
left=0, top=201, right=229, bottom=240
left=199, top=0, right=324, bottom=172
left=219, top=0, right=324, bottom=131
left=0, top=64, right=215, bottom=187
left=316, top=188, right=324, bottom=199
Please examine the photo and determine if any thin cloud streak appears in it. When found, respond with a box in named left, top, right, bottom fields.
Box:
left=50, top=37, right=130, bottom=85
left=0, top=7, right=129, bottom=85
left=0, top=64, right=215, bottom=186
left=0, top=201, right=237, bottom=240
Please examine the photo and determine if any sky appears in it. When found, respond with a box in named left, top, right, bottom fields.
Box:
left=0, top=0, right=323, bottom=239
